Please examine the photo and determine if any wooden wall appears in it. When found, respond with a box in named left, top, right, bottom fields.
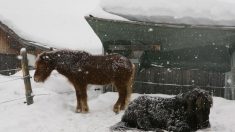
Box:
left=104, top=66, right=226, bottom=97
left=0, top=28, right=44, bottom=55
left=0, top=27, right=45, bottom=75
left=135, top=67, right=225, bottom=88
left=0, top=28, right=19, bottom=54
left=0, top=53, right=20, bottom=75
left=132, top=66, right=225, bottom=97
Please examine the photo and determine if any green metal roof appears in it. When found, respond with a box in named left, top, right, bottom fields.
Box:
left=85, top=16, right=235, bottom=72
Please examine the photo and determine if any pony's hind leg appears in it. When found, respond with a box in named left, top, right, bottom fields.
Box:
left=120, top=64, right=135, bottom=110
left=122, top=65, right=135, bottom=110
left=120, top=85, right=129, bottom=110
left=113, top=82, right=129, bottom=113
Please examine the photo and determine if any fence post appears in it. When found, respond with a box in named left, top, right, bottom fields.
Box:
left=20, top=48, right=34, bottom=105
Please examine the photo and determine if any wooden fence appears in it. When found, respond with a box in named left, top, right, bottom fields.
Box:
left=0, top=48, right=33, bottom=105
left=104, top=66, right=229, bottom=98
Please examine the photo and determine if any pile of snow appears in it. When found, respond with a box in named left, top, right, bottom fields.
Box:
left=0, top=71, right=234, bottom=132
left=0, top=0, right=102, bottom=54
left=96, top=0, right=235, bottom=26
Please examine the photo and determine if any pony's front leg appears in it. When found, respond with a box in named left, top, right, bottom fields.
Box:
left=75, top=90, right=81, bottom=113
left=80, top=85, right=89, bottom=113
left=75, top=84, right=89, bottom=113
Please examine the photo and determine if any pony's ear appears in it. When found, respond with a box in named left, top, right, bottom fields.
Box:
left=39, top=52, right=50, bottom=62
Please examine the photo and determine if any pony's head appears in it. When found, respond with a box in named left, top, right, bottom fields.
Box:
left=34, top=52, right=55, bottom=82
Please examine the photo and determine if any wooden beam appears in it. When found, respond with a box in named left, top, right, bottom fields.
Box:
left=108, top=44, right=160, bottom=51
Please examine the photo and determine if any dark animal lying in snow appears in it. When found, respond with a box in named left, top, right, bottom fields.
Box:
left=111, top=88, right=213, bottom=132
left=34, top=50, right=135, bottom=113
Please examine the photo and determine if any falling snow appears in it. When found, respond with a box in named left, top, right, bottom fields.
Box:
left=148, top=28, right=153, bottom=32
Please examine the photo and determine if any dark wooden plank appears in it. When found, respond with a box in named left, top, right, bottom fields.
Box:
left=108, top=44, right=160, bottom=51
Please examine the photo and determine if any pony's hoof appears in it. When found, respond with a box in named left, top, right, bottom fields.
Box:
left=113, top=106, right=120, bottom=114
left=75, top=109, right=81, bottom=113
left=120, top=104, right=127, bottom=110
left=75, top=108, right=89, bottom=113
left=81, top=111, right=89, bottom=114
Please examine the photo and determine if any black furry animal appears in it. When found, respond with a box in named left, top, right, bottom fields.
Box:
left=111, top=88, right=213, bottom=132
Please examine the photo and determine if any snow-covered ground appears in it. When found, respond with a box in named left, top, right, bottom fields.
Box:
left=0, top=71, right=234, bottom=132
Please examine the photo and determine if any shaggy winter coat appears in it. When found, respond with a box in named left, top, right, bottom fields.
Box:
left=111, top=88, right=213, bottom=132
left=34, top=50, right=135, bottom=113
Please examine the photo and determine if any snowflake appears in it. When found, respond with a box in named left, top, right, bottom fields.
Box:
left=148, top=28, right=153, bottom=32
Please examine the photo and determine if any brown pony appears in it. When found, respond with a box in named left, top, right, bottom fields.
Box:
left=34, top=50, right=135, bottom=113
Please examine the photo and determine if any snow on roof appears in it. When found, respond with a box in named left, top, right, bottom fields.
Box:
left=0, top=20, right=51, bottom=50
left=0, top=0, right=102, bottom=54
left=96, top=0, right=235, bottom=26
left=89, top=6, right=129, bottom=21
left=3, top=0, right=235, bottom=55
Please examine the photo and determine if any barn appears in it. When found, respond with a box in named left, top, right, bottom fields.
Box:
left=85, top=16, right=235, bottom=100
left=0, top=21, right=51, bottom=75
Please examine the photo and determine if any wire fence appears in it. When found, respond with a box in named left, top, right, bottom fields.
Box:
left=0, top=94, right=46, bottom=105
left=0, top=66, right=75, bottom=105
left=0, top=48, right=40, bottom=105
left=0, top=91, right=75, bottom=105
left=0, top=69, right=21, bottom=82
left=134, top=81, right=225, bottom=89
left=0, top=75, right=31, bottom=84
left=0, top=69, right=71, bottom=86
left=0, top=68, right=31, bottom=86
left=0, top=68, right=21, bottom=73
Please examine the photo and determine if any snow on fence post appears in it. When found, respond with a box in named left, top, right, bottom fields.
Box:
left=20, top=48, right=34, bottom=105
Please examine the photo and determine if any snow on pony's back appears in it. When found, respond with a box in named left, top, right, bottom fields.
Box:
left=100, top=0, right=235, bottom=26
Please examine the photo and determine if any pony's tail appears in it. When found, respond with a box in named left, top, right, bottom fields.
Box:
left=126, top=64, right=136, bottom=105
